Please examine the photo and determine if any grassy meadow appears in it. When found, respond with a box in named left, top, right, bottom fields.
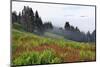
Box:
left=12, top=23, right=96, bottom=66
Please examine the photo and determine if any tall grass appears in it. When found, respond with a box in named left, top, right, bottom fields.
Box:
left=12, top=23, right=96, bottom=65
left=80, top=50, right=96, bottom=61
left=12, top=50, right=61, bottom=65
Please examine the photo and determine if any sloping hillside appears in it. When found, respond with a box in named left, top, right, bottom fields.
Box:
left=12, top=23, right=96, bottom=66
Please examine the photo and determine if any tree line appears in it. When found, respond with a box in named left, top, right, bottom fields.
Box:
left=64, top=22, right=96, bottom=42
left=64, top=21, right=80, bottom=32
left=12, top=6, right=53, bottom=34
left=12, top=6, right=96, bottom=42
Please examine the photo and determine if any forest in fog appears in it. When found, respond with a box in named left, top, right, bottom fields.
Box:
left=12, top=6, right=96, bottom=42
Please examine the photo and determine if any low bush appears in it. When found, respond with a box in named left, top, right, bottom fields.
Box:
left=12, top=50, right=61, bottom=65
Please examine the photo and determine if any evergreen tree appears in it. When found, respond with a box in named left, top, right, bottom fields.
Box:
left=21, top=6, right=35, bottom=32
left=35, top=10, right=39, bottom=18
left=17, top=12, right=21, bottom=24
left=64, top=22, right=70, bottom=30
left=12, top=11, right=17, bottom=23
left=91, top=29, right=96, bottom=42
left=34, top=11, right=44, bottom=34
left=70, top=25, right=75, bottom=31
left=86, top=31, right=91, bottom=42
left=43, top=22, right=53, bottom=30
left=75, top=27, right=80, bottom=32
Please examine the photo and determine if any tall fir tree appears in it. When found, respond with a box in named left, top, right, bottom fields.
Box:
left=21, top=6, right=35, bottom=32
left=64, top=22, right=70, bottom=30
left=12, top=11, right=17, bottom=23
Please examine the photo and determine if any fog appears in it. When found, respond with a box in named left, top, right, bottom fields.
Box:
left=12, top=1, right=95, bottom=33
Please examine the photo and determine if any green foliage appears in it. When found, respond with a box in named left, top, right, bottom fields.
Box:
left=44, top=32, right=64, bottom=39
left=12, top=50, right=61, bottom=65
left=51, top=57, right=61, bottom=63
left=13, top=23, right=24, bottom=31
left=12, top=44, right=17, bottom=53
left=12, top=26, right=95, bottom=50
left=12, top=27, right=96, bottom=65
left=39, top=50, right=61, bottom=64
left=80, top=50, right=95, bottom=61
left=13, top=51, right=39, bottom=65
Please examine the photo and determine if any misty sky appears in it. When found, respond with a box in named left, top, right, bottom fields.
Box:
left=12, top=1, right=95, bottom=33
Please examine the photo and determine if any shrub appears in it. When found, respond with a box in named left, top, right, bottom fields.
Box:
left=12, top=52, right=40, bottom=65
left=12, top=50, right=61, bottom=65
left=39, top=50, right=61, bottom=64
left=80, top=50, right=95, bottom=61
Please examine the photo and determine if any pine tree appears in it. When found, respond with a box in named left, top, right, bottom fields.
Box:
left=86, top=31, right=91, bottom=42
left=12, top=11, right=17, bottom=23
left=64, top=22, right=70, bottom=30
left=75, top=27, right=80, bottom=32
left=17, top=12, right=21, bottom=24
left=21, top=6, right=35, bottom=32
left=43, top=22, right=53, bottom=30
left=34, top=11, right=44, bottom=34
left=91, top=29, right=96, bottom=42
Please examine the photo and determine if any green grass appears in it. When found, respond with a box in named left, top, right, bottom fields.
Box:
left=44, top=32, right=64, bottom=39
left=12, top=50, right=61, bottom=65
left=12, top=23, right=95, bottom=50
left=80, top=50, right=95, bottom=61
left=12, top=23, right=96, bottom=65
left=12, top=23, right=24, bottom=31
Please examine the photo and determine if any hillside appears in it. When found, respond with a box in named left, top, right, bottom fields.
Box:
left=12, top=23, right=96, bottom=66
